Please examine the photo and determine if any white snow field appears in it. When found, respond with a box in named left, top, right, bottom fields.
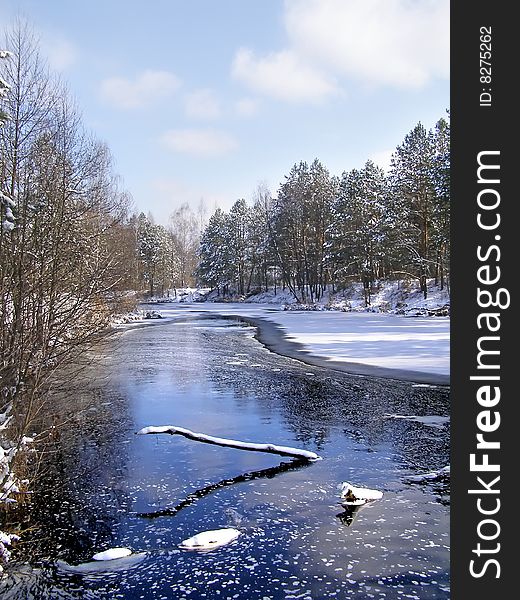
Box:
left=155, top=302, right=450, bottom=385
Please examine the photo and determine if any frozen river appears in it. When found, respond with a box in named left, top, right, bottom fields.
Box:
left=2, top=307, right=450, bottom=599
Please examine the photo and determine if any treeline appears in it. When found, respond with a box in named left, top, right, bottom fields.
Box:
left=196, top=117, right=449, bottom=303
left=0, top=24, right=206, bottom=463
left=132, top=203, right=206, bottom=298
left=0, top=24, right=139, bottom=510
left=0, top=24, right=208, bottom=545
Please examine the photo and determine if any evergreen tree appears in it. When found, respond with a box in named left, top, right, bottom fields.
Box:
left=136, top=213, right=161, bottom=296
left=227, top=198, right=249, bottom=296
left=328, top=161, right=387, bottom=304
left=430, top=115, right=450, bottom=290
left=273, top=159, right=335, bottom=302
left=388, top=123, right=436, bottom=298
left=196, top=208, right=233, bottom=294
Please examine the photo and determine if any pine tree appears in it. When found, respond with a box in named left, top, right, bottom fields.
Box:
left=227, top=198, right=249, bottom=296
left=136, top=213, right=161, bottom=297
left=273, top=159, right=335, bottom=302
left=430, top=115, right=450, bottom=290
left=196, top=208, right=233, bottom=294
left=388, top=123, right=437, bottom=298
left=328, top=161, right=387, bottom=304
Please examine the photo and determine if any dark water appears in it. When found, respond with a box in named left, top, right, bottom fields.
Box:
left=3, top=307, right=450, bottom=599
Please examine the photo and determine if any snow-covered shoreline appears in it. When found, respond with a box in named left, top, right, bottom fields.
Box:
left=223, top=311, right=449, bottom=386
left=133, top=304, right=449, bottom=385
left=119, top=280, right=450, bottom=385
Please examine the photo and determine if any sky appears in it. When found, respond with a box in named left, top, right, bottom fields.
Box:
left=0, top=0, right=449, bottom=225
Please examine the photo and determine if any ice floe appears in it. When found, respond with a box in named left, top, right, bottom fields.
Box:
left=178, top=528, right=241, bottom=551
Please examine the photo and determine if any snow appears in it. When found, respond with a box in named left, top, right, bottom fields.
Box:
left=92, top=547, right=133, bottom=561
left=0, top=531, right=19, bottom=573
left=339, top=482, right=384, bottom=506
left=265, top=311, right=449, bottom=375
left=147, top=287, right=211, bottom=304
left=110, top=309, right=163, bottom=326
left=144, top=280, right=449, bottom=383
left=1, top=400, right=34, bottom=570
left=57, top=553, right=147, bottom=573
left=137, top=425, right=321, bottom=461
left=152, top=304, right=448, bottom=382
left=178, top=528, right=241, bottom=551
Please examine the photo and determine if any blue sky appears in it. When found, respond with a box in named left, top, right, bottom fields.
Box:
left=1, top=0, right=449, bottom=224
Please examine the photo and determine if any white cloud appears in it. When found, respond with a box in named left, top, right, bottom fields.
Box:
left=100, top=70, right=181, bottom=109
left=40, top=36, right=78, bottom=71
left=161, top=128, right=238, bottom=157
left=231, top=0, right=448, bottom=102
left=231, top=48, right=338, bottom=103
left=152, top=178, right=229, bottom=208
left=284, top=0, right=449, bottom=88
left=235, top=97, right=260, bottom=117
left=184, top=89, right=221, bottom=119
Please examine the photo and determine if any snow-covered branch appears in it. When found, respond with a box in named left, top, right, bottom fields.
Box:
left=137, top=425, right=321, bottom=461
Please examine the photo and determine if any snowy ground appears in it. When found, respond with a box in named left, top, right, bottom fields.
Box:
left=136, top=280, right=450, bottom=384
left=145, top=304, right=449, bottom=384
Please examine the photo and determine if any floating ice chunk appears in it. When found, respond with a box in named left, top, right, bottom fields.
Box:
left=57, top=552, right=147, bottom=574
left=339, top=482, right=383, bottom=506
left=92, top=547, right=132, bottom=561
left=382, top=414, right=449, bottom=429
left=406, top=465, right=450, bottom=483
left=179, top=528, right=241, bottom=551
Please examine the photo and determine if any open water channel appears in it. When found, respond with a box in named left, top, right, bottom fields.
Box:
left=2, top=305, right=450, bottom=599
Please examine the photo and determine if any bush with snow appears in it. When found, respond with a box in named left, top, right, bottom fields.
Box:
left=0, top=402, right=32, bottom=573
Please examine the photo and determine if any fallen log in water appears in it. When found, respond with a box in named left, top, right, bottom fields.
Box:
left=136, top=425, right=321, bottom=461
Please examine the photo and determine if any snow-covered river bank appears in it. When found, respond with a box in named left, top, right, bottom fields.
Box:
left=152, top=302, right=450, bottom=384
left=2, top=312, right=450, bottom=599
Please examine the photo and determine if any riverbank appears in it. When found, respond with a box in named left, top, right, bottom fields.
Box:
left=233, top=313, right=449, bottom=386
left=141, top=303, right=450, bottom=386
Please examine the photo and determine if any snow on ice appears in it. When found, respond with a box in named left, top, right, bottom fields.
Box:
left=339, top=482, right=384, bottom=507
left=143, top=280, right=450, bottom=381
left=178, top=528, right=241, bottom=551
left=92, top=547, right=133, bottom=561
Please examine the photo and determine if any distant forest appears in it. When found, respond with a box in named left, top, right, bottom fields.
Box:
left=196, top=116, right=449, bottom=303
left=134, top=114, right=449, bottom=304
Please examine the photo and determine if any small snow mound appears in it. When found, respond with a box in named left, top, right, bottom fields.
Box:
left=92, top=547, right=132, bottom=561
left=340, top=482, right=383, bottom=506
left=179, top=528, right=241, bottom=551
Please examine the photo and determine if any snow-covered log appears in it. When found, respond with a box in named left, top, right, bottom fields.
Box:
left=56, top=553, right=147, bottom=574
left=137, top=425, right=321, bottom=461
